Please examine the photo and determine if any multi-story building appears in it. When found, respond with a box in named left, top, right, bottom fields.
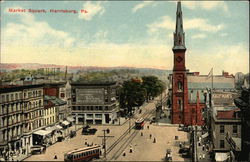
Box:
left=43, top=81, right=72, bottom=122
left=43, top=96, right=57, bottom=126
left=71, top=82, right=119, bottom=125
left=203, top=90, right=241, bottom=161
left=234, top=88, right=250, bottom=161
left=0, top=86, right=23, bottom=159
left=211, top=107, right=241, bottom=151
left=0, top=84, right=44, bottom=159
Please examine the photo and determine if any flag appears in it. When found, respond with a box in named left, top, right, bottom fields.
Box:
left=208, top=68, right=213, bottom=78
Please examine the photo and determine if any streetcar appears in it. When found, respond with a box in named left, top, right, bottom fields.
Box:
left=135, top=118, right=145, bottom=130
left=64, top=145, right=102, bottom=162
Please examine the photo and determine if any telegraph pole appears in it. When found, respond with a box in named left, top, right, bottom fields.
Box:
left=97, top=129, right=114, bottom=159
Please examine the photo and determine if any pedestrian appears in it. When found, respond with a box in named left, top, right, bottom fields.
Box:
left=141, top=132, right=143, bottom=136
left=54, top=154, right=57, bottom=159
left=153, top=137, right=156, bottom=143
left=123, top=150, right=126, bottom=156
left=129, top=146, right=133, bottom=153
left=199, top=154, right=202, bottom=159
left=150, top=134, right=152, bottom=139
left=147, top=125, right=149, bottom=129
left=202, top=145, right=205, bottom=151
left=203, top=154, right=205, bottom=159
left=179, top=142, right=182, bottom=148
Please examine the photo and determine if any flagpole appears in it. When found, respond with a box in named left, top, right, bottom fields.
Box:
left=211, top=67, right=213, bottom=91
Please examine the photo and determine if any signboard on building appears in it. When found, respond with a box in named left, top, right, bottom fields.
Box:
left=76, top=89, right=104, bottom=105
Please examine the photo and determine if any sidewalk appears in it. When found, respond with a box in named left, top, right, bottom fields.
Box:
left=196, top=127, right=211, bottom=161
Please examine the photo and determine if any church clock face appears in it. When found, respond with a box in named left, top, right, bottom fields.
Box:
left=176, top=56, right=183, bottom=63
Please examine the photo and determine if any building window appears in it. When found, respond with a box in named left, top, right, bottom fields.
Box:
left=1, top=95, right=5, bottom=102
left=6, top=94, right=9, bottom=102
left=15, top=93, right=18, bottom=100
left=177, top=81, right=183, bottom=92
left=220, top=125, right=225, bottom=134
left=60, top=93, right=65, bottom=98
left=11, top=94, right=14, bottom=101
left=220, top=140, right=225, bottom=148
left=233, top=125, right=237, bottom=134
left=178, top=100, right=183, bottom=111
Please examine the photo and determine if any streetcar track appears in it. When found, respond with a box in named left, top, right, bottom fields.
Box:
left=106, top=106, right=156, bottom=160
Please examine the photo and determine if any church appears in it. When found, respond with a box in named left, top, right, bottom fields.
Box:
left=170, top=1, right=235, bottom=126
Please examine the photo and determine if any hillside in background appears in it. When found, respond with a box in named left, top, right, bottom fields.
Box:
left=0, top=63, right=172, bottom=83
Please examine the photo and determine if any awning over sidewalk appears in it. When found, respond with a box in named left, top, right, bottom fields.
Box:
left=45, top=126, right=57, bottom=132
left=67, top=116, right=75, bottom=122
left=201, top=132, right=209, bottom=138
left=33, top=130, right=51, bottom=136
left=215, top=152, right=229, bottom=161
left=62, top=121, right=70, bottom=126
left=55, top=125, right=63, bottom=130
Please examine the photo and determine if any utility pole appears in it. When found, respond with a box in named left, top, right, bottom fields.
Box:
left=75, top=113, right=77, bottom=131
left=97, top=129, right=114, bottom=159
left=129, top=116, right=131, bottom=133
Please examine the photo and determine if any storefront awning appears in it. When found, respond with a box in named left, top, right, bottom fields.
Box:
left=55, top=125, right=63, bottom=130
left=67, top=116, right=75, bottom=122
left=33, top=130, right=51, bottom=136
left=215, top=152, right=229, bottom=161
left=201, top=132, right=209, bottom=138
left=62, top=121, right=70, bottom=126
left=45, top=126, right=56, bottom=132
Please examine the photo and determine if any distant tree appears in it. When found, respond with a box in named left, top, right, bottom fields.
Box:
left=119, top=79, right=146, bottom=116
left=142, top=76, right=166, bottom=101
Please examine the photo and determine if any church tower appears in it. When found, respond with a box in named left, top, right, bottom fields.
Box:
left=172, top=1, right=190, bottom=125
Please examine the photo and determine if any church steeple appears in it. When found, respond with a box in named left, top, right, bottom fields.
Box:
left=173, top=0, right=186, bottom=50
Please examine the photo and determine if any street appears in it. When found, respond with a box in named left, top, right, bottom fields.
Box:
left=25, top=95, right=189, bottom=161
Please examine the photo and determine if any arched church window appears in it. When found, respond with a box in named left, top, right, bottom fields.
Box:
left=177, top=81, right=183, bottom=92
left=178, top=100, right=183, bottom=111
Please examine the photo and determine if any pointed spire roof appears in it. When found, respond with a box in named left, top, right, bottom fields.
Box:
left=173, top=0, right=186, bottom=51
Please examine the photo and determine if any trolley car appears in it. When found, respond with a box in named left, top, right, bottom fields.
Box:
left=64, top=145, right=101, bottom=162
left=135, top=118, right=145, bottom=130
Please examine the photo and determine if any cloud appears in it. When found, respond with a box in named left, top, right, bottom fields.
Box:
left=93, top=30, right=108, bottom=40
left=132, top=1, right=155, bottom=13
left=186, top=43, right=249, bottom=74
left=182, top=1, right=228, bottom=13
left=191, top=34, right=207, bottom=39
left=78, top=1, right=105, bottom=21
left=147, top=16, right=175, bottom=33
left=147, top=16, right=224, bottom=34
left=185, top=18, right=224, bottom=32
left=2, top=6, right=75, bottom=48
left=220, top=33, right=228, bottom=37
left=2, top=39, right=173, bottom=70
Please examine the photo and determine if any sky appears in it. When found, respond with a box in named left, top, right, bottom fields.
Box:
left=0, top=0, right=249, bottom=75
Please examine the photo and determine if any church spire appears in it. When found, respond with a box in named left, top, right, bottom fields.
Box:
left=173, top=0, right=186, bottom=50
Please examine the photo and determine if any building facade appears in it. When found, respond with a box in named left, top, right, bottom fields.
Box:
left=43, top=81, right=72, bottom=121
left=71, top=82, right=119, bottom=125
left=211, top=107, right=241, bottom=151
left=0, top=84, right=44, bottom=159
